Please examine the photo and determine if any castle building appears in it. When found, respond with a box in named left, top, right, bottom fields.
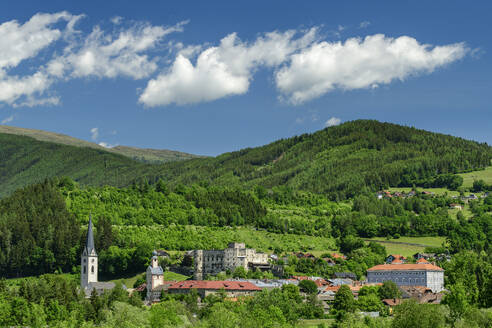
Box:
left=367, top=262, right=444, bottom=293
left=193, top=242, right=269, bottom=280
left=81, top=217, right=115, bottom=297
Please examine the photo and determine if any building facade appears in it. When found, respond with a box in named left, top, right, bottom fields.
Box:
left=146, top=251, right=165, bottom=302
left=193, top=242, right=269, bottom=280
left=367, top=263, right=444, bottom=292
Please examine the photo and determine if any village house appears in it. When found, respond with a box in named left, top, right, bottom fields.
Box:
left=385, top=254, right=407, bottom=264
left=167, top=280, right=261, bottom=298
left=367, top=262, right=444, bottom=292
left=193, top=242, right=269, bottom=280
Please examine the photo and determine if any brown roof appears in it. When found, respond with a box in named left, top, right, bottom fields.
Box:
left=416, top=258, right=430, bottom=264
left=367, top=263, right=443, bottom=272
left=168, top=280, right=261, bottom=291
left=383, top=298, right=403, bottom=306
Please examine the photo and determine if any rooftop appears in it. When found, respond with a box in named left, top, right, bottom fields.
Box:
left=367, top=263, right=444, bottom=272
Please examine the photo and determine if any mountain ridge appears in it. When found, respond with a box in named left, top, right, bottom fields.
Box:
left=0, top=120, right=490, bottom=199
left=0, top=125, right=203, bottom=163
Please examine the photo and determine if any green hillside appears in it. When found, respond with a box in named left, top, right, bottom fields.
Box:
left=1, top=120, right=490, bottom=198
left=0, top=125, right=203, bottom=163
left=157, top=120, right=492, bottom=199
left=0, top=132, right=160, bottom=197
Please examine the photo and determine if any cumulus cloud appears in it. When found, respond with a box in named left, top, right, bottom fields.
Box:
left=1, top=115, right=14, bottom=124
left=90, top=127, right=99, bottom=141
left=275, top=34, right=468, bottom=104
left=57, top=20, right=187, bottom=79
left=325, top=117, right=341, bottom=127
left=0, top=12, right=77, bottom=70
left=139, top=28, right=318, bottom=106
left=0, top=12, right=80, bottom=105
left=0, top=12, right=184, bottom=107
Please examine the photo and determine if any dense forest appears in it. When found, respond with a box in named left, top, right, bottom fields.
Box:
left=1, top=120, right=491, bottom=199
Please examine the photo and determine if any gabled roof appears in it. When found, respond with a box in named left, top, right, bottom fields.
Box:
left=416, top=258, right=430, bottom=264
left=367, top=263, right=444, bottom=272
left=168, top=280, right=261, bottom=291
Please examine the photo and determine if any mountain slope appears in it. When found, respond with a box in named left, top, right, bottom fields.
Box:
left=1, top=120, right=490, bottom=199
left=0, top=125, right=203, bottom=163
left=0, top=132, right=160, bottom=197
left=157, top=120, right=492, bottom=199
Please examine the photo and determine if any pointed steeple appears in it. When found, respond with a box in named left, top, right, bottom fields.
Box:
left=85, top=215, right=97, bottom=256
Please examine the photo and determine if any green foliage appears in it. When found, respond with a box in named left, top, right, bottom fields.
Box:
left=333, top=285, right=356, bottom=313
left=0, top=179, right=80, bottom=277
left=298, top=280, right=318, bottom=294
left=378, top=281, right=401, bottom=300
left=391, top=300, right=446, bottom=328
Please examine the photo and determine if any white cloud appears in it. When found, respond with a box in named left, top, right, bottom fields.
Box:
left=325, top=117, right=341, bottom=127
left=0, top=71, right=54, bottom=105
left=0, top=12, right=77, bottom=70
left=275, top=34, right=468, bottom=104
left=90, top=127, right=99, bottom=141
left=359, top=21, right=371, bottom=28
left=59, top=20, right=187, bottom=79
left=139, top=28, right=318, bottom=106
left=98, top=141, right=116, bottom=148
left=1, top=115, right=14, bottom=124
left=0, top=12, right=80, bottom=106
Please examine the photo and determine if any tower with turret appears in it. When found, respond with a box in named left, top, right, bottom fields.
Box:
left=81, top=217, right=98, bottom=289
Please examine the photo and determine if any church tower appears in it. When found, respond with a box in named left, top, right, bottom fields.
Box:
left=81, top=216, right=98, bottom=289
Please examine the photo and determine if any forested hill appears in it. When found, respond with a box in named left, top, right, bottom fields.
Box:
left=157, top=120, right=492, bottom=199
left=0, top=125, right=203, bottom=163
left=0, top=133, right=161, bottom=197
left=1, top=120, right=491, bottom=199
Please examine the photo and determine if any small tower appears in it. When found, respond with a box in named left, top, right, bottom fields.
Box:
left=81, top=216, right=98, bottom=289
left=146, top=250, right=164, bottom=302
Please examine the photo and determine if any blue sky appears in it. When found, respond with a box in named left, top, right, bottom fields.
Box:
left=0, top=1, right=490, bottom=156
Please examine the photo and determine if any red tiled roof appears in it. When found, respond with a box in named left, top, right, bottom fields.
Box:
left=416, top=258, right=430, bottom=264
left=368, top=263, right=443, bottom=272
left=391, top=259, right=403, bottom=264
left=168, top=280, right=261, bottom=291
left=331, top=253, right=346, bottom=259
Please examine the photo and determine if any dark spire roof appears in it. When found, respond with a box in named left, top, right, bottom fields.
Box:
left=85, top=215, right=97, bottom=256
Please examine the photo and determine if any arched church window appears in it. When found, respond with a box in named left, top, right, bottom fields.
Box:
left=83, top=266, right=86, bottom=274
left=91, top=266, right=94, bottom=273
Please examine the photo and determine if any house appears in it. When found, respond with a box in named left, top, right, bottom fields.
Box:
left=367, top=263, right=444, bottom=292
left=331, top=253, right=347, bottom=260
left=295, top=252, right=316, bottom=260
left=154, top=250, right=170, bottom=257
left=167, top=280, right=261, bottom=298
left=399, top=286, right=443, bottom=304
left=449, top=203, right=462, bottom=210
left=333, top=272, right=357, bottom=280
left=385, top=254, right=407, bottom=264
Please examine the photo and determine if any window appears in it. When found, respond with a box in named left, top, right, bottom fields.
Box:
left=83, top=266, right=86, bottom=274
left=91, top=259, right=95, bottom=263
left=83, top=259, right=86, bottom=263
left=91, top=266, right=94, bottom=273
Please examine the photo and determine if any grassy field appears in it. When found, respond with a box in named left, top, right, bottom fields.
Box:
left=366, top=236, right=446, bottom=258
left=459, top=166, right=492, bottom=188
left=387, top=187, right=459, bottom=196
left=110, top=271, right=189, bottom=288
left=296, top=318, right=335, bottom=327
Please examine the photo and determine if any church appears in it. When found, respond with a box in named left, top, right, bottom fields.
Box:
left=80, top=217, right=116, bottom=297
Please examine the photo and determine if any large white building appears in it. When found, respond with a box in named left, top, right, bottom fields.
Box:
left=193, top=243, right=269, bottom=280
left=367, top=262, right=444, bottom=292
